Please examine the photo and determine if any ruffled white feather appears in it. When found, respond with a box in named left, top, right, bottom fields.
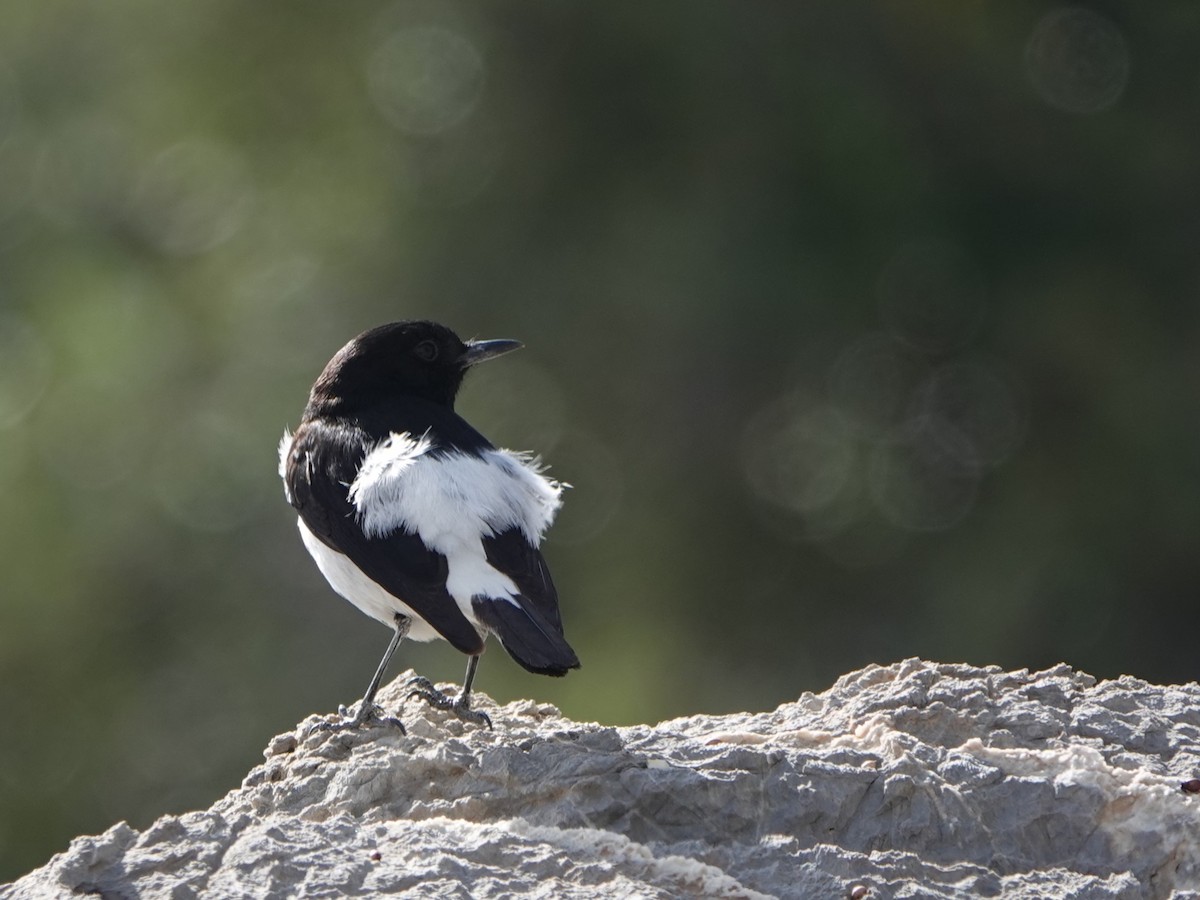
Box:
left=348, top=432, right=563, bottom=546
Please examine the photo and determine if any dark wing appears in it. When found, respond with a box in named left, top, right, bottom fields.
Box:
left=483, top=527, right=565, bottom=631
left=284, top=420, right=484, bottom=655
left=473, top=527, right=580, bottom=676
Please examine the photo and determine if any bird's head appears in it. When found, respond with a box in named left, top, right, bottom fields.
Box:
left=307, top=320, right=522, bottom=415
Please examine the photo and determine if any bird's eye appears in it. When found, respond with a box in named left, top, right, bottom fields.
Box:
left=414, top=340, right=439, bottom=362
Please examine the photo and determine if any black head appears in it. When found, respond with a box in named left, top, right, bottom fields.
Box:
left=306, top=320, right=521, bottom=416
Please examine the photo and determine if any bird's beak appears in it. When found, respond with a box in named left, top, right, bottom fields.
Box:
left=460, top=338, right=523, bottom=367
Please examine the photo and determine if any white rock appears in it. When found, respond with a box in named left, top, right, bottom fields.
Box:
left=5, top=659, right=1200, bottom=898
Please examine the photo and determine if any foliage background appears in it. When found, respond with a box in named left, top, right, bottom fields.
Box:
left=2, top=0, right=1198, bottom=881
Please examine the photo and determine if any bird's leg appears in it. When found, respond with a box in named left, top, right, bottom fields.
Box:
left=407, top=654, right=493, bottom=730
left=321, top=614, right=410, bottom=732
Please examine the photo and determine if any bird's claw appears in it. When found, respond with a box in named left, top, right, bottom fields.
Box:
left=317, top=701, right=406, bottom=734
left=406, top=676, right=493, bottom=730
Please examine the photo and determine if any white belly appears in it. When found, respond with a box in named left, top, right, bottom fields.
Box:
left=298, top=518, right=451, bottom=643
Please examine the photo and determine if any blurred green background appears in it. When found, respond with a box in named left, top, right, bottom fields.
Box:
left=2, top=0, right=1198, bottom=881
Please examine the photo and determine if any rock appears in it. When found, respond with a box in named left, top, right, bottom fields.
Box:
left=5, top=659, right=1200, bottom=898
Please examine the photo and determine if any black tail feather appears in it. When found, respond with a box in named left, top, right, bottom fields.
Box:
left=472, top=595, right=581, bottom=676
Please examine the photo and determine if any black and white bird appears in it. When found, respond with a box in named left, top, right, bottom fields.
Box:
left=278, top=320, right=579, bottom=730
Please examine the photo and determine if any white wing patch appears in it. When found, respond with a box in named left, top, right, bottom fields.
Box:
left=346, top=431, right=435, bottom=536
left=348, top=431, right=564, bottom=620
left=348, top=432, right=563, bottom=546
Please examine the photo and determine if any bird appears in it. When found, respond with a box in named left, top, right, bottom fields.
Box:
left=278, top=320, right=579, bottom=730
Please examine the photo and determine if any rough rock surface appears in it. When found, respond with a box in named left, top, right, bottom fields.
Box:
left=6, top=659, right=1200, bottom=899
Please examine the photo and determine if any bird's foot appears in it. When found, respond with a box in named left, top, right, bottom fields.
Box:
left=406, top=676, right=493, bottom=730
left=316, top=701, right=406, bottom=734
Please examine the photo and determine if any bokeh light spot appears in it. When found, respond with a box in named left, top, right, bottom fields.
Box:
left=367, top=26, right=485, bottom=135
left=828, top=332, right=929, bottom=435
left=911, top=362, right=1027, bottom=470
left=741, top=396, right=858, bottom=521
left=128, top=140, right=254, bottom=256
left=1026, top=7, right=1129, bottom=115
left=868, top=419, right=980, bottom=532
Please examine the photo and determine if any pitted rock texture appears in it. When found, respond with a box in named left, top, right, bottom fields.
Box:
left=5, top=659, right=1200, bottom=899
